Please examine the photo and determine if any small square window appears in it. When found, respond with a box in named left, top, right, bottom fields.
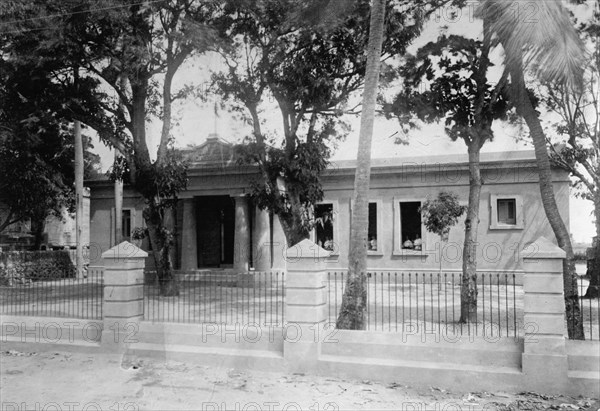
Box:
left=497, top=199, right=516, bottom=225
left=490, top=194, right=523, bottom=230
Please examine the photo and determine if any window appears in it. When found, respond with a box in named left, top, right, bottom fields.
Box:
left=399, top=201, right=423, bottom=250
left=490, top=195, right=524, bottom=229
left=122, top=209, right=132, bottom=240
left=497, top=199, right=516, bottom=225
left=368, top=203, right=378, bottom=251
left=350, top=199, right=383, bottom=255
left=314, top=203, right=334, bottom=251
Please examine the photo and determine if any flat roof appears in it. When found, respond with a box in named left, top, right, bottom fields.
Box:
left=330, top=150, right=536, bottom=170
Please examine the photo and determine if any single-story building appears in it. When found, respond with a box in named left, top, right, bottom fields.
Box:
left=87, top=134, right=570, bottom=274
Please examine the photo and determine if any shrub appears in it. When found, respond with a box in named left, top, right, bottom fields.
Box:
left=0, top=251, right=75, bottom=285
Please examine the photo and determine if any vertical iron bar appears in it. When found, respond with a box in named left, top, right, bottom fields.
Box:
left=489, top=273, right=493, bottom=337
left=497, top=274, right=501, bottom=337
left=513, top=274, right=517, bottom=339
left=381, top=272, right=384, bottom=330
left=437, top=273, right=440, bottom=335
left=374, top=272, right=377, bottom=330
left=415, top=273, right=419, bottom=333
left=388, top=271, right=392, bottom=331
left=430, top=273, right=434, bottom=332
left=394, top=273, right=398, bottom=332
left=408, top=273, right=412, bottom=331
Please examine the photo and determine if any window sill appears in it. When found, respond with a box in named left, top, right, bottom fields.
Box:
left=489, top=224, right=524, bottom=230
left=367, top=250, right=384, bottom=256
left=392, top=249, right=432, bottom=257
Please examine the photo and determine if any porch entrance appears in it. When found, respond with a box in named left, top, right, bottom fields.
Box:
left=196, top=196, right=235, bottom=268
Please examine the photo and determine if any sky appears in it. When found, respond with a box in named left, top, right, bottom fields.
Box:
left=89, top=1, right=597, bottom=244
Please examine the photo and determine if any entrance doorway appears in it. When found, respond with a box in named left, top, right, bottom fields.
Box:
left=196, top=196, right=235, bottom=268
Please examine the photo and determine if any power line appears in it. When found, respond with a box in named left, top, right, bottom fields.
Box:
left=0, top=0, right=167, bottom=33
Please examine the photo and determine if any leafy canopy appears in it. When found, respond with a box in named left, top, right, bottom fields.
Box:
left=383, top=34, right=514, bottom=147
left=420, top=191, right=466, bottom=238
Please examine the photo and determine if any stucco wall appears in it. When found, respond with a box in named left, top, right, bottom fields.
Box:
left=87, top=152, right=571, bottom=272
left=88, top=185, right=147, bottom=266
left=318, top=164, right=570, bottom=272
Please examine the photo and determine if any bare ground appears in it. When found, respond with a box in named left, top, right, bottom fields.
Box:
left=1, top=349, right=598, bottom=411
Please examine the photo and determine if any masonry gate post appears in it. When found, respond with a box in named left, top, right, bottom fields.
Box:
left=522, top=236, right=569, bottom=393
left=100, top=241, right=147, bottom=351
left=284, top=239, right=331, bottom=373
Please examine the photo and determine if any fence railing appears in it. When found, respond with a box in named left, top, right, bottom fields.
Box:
left=327, top=271, right=522, bottom=338
left=143, top=271, right=285, bottom=326
left=578, top=281, right=599, bottom=340
left=0, top=274, right=103, bottom=320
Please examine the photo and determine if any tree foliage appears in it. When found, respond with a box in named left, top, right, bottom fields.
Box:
left=383, top=34, right=514, bottom=145
left=420, top=191, right=466, bottom=239
left=0, top=52, right=100, bottom=236
left=1, top=0, right=217, bottom=293
left=211, top=0, right=465, bottom=246
left=543, top=1, right=600, bottom=297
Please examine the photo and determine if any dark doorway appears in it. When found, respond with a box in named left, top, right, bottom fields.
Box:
left=196, top=196, right=235, bottom=268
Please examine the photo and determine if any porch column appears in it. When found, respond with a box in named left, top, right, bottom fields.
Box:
left=253, top=208, right=270, bottom=271
left=272, top=214, right=287, bottom=270
left=181, top=198, right=197, bottom=271
left=234, top=195, right=250, bottom=272
left=521, top=236, right=569, bottom=394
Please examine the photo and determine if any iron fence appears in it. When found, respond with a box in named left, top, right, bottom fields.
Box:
left=328, top=271, right=522, bottom=338
left=578, top=281, right=599, bottom=340
left=143, top=271, right=285, bottom=326
left=0, top=274, right=103, bottom=319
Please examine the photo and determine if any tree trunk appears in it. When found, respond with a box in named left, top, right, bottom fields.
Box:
left=144, top=202, right=178, bottom=296
left=130, top=81, right=177, bottom=296
left=460, top=144, right=482, bottom=323
left=336, top=0, right=386, bottom=330
left=277, top=188, right=310, bottom=248
left=513, top=76, right=585, bottom=339
left=114, top=163, right=123, bottom=245
left=583, top=196, right=600, bottom=298
left=74, top=120, right=84, bottom=278
left=31, top=213, right=46, bottom=250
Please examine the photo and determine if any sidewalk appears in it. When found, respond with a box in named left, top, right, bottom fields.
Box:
left=1, top=349, right=597, bottom=410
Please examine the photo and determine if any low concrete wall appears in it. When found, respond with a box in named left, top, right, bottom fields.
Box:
left=2, top=240, right=598, bottom=399
left=318, top=329, right=524, bottom=393
left=128, top=321, right=285, bottom=371
left=0, top=314, right=102, bottom=354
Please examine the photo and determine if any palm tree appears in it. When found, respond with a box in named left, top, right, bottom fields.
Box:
left=477, top=0, right=586, bottom=339
left=74, top=119, right=84, bottom=278
left=336, top=0, right=386, bottom=329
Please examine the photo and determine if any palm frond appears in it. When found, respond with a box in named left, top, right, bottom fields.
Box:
left=476, top=0, right=586, bottom=90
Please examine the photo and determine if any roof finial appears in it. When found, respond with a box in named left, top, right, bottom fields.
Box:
left=213, top=98, right=219, bottom=136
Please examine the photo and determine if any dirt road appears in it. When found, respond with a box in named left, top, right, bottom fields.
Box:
left=1, top=349, right=598, bottom=410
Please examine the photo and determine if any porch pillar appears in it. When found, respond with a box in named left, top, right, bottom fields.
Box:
left=272, top=214, right=287, bottom=270
left=521, top=236, right=569, bottom=394
left=181, top=198, right=197, bottom=271
left=253, top=208, right=270, bottom=271
left=284, top=239, right=331, bottom=372
left=233, top=195, right=250, bottom=272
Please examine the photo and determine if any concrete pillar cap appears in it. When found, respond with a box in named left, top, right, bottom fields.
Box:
left=285, top=238, right=331, bottom=264
left=523, top=236, right=566, bottom=259
left=102, top=241, right=148, bottom=259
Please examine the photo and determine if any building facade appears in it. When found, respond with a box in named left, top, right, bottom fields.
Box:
left=87, top=136, right=571, bottom=274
